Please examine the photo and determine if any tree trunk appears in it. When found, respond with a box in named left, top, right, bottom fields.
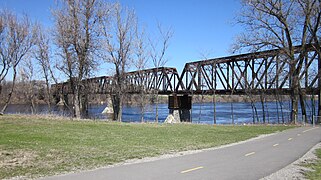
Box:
left=80, top=97, right=88, bottom=118
left=317, top=91, right=321, bottom=123
left=140, top=105, right=145, bottom=123
left=248, top=93, right=258, bottom=124
left=112, top=95, right=118, bottom=121
left=199, top=93, right=204, bottom=123
left=73, top=87, right=81, bottom=119
left=155, top=92, right=159, bottom=123
left=231, top=101, right=234, bottom=125
left=318, top=54, right=321, bottom=123
left=265, top=98, right=270, bottom=124
left=291, top=94, right=299, bottom=124
left=311, top=93, right=316, bottom=124
left=140, top=91, right=145, bottom=123
left=45, top=77, right=52, bottom=113
left=251, top=102, right=256, bottom=124
left=299, top=88, right=307, bottom=124
left=30, top=97, right=36, bottom=114
left=274, top=92, right=281, bottom=124
left=291, top=65, right=299, bottom=124
left=118, top=96, right=123, bottom=122
left=112, top=93, right=122, bottom=122
left=260, top=94, right=266, bottom=124
left=1, top=68, right=18, bottom=114
left=279, top=95, right=285, bottom=123
left=213, top=93, right=216, bottom=124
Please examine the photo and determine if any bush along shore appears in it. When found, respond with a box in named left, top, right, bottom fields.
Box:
left=0, top=114, right=294, bottom=179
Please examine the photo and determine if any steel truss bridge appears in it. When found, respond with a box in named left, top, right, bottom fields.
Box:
left=53, top=44, right=321, bottom=97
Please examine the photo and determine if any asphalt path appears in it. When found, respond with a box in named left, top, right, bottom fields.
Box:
left=43, top=126, right=321, bottom=180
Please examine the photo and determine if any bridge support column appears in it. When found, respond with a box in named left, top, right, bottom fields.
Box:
left=102, top=96, right=114, bottom=114
left=56, top=94, right=68, bottom=106
left=165, top=94, right=192, bottom=123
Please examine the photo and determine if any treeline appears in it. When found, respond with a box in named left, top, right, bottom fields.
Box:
left=1, top=0, right=321, bottom=124
left=233, top=0, right=321, bottom=124
left=0, top=0, right=172, bottom=120
left=0, top=80, right=47, bottom=105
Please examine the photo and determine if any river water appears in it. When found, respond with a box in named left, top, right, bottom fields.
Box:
left=4, top=100, right=318, bottom=124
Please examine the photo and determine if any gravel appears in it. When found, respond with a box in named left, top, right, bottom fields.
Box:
left=261, top=143, right=321, bottom=180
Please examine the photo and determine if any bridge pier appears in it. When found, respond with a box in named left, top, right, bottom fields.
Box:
left=102, top=96, right=114, bottom=114
left=56, top=94, right=69, bottom=106
left=165, top=94, right=192, bottom=123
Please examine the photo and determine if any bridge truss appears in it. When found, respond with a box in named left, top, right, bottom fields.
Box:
left=52, top=67, right=181, bottom=96
left=53, top=45, right=320, bottom=96
left=176, top=45, right=320, bottom=95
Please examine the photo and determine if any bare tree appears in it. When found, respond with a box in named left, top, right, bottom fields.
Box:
left=34, top=25, right=57, bottom=112
left=134, top=30, right=150, bottom=123
left=53, top=0, right=102, bottom=118
left=233, top=0, right=321, bottom=124
left=0, top=11, right=8, bottom=84
left=149, top=24, right=173, bottom=123
left=0, top=10, right=36, bottom=114
left=19, top=58, right=37, bottom=114
left=98, top=3, right=137, bottom=122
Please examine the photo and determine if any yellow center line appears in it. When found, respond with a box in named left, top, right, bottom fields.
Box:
left=181, top=166, right=204, bottom=174
left=288, top=138, right=293, bottom=141
left=303, top=127, right=319, bottom=133
left=245, top=152, right=255, bottom=157
left=273, top=143, right=279, bottom=147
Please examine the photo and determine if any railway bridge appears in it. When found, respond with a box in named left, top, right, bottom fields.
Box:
left=52, top=44, right=321, bottom=123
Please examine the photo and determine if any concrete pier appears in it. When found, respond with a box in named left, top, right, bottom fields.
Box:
left=165, top=94, right=192, bottom=123
left=102, top=97, right=114, bottom=114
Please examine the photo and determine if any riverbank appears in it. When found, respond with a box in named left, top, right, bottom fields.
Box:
left=0, top=115, right=294, bottom=179
left=1, top=93, right=296, bottom=106
left=1, top=100, right=299, bottom=124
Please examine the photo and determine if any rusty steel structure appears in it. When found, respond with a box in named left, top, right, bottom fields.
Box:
left=52, top=67, right=181, bottom=96
left=51, top=44, right=321, bottom=123
left=176, top=45, right=320, bottom=95
left=53, top=45, right=320, bottom=97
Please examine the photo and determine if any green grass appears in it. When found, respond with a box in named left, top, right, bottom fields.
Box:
left=0, top=115, right=293, bottom=179
left=303, top=148, right=321, bottom=179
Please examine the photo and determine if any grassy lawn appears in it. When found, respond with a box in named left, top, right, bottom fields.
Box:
left=303, top=148, right=321, bottom=180
left=0, top=115, right=293, bottom=179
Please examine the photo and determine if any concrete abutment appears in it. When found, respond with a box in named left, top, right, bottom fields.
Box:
left=165, top=94, right=192, bottom=123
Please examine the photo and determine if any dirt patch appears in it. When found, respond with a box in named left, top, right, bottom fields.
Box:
left=0, top=149, right=37, bottom=169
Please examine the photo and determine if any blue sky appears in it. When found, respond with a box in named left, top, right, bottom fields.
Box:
left=0, top=0, right=242, bottom=77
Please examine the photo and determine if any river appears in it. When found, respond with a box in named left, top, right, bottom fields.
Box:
left=3, top=100, right=318, bottom=125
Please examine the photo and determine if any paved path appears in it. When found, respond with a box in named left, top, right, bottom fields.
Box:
left=43, top=126, right=321, bottom=180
